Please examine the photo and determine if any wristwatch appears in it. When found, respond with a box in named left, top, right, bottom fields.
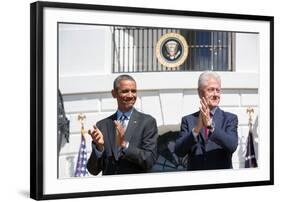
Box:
left=207, top=121, right=215, bottom=132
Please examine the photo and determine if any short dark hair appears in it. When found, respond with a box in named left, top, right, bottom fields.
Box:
left=113, top=74, right=136, bottom=90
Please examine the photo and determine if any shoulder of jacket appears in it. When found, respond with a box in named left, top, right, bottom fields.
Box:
left=220, top=109, right=237, bottom=118
left=96, top=114, right=115, bottom=125
left=182, top=111, right=199, bottom=120
left=134, top=110, right=156, bottom=121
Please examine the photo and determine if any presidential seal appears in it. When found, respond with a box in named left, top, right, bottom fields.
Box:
left=156, top=32, right=188, bottom=69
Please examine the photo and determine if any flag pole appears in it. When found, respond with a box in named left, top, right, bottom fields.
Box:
left=78, top=113, right=86, bottom=137
left=245, top=107, right=258, bottom=168
left=246, top=107, right=254, bottom=128
left=74, top=113, right=88, bottom=177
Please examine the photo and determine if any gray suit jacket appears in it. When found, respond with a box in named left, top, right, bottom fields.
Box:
left=175, top=107, right=238, bottom=170
left=87, top=108, right=158, bottom=175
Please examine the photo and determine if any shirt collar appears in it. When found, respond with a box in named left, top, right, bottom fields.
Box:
left=210, top=107, right=218, bottom=116
left=116, top=108, right=134, bottom=120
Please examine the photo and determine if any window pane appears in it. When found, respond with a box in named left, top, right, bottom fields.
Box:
left=112, top=27, right=234, bottom=73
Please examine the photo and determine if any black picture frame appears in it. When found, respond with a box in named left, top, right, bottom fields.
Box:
left=30, top=1, right=274, bottom=200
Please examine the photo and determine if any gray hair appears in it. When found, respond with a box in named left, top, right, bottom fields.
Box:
left=113, top=74, right=136, bottom=90
left=198, top=71, right=221, bottom=90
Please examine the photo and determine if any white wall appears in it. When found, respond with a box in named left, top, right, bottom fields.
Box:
left=59, top=24, right=113, bottom=76
left=1, top=0, right=280, bottom=202
left=236, top=33, right=259, bottom=73
left=58, top=25, right=260, bottom=178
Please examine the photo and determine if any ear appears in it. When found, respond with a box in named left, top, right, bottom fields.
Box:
left=111, top=89, right=117, bottom=98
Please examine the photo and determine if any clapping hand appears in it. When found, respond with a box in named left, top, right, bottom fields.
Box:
left=194, top=97, right=211, bottom=134
left=88, top=125, right=104, bottom=151
left=114, top=120, right=126, bottom=148
left=200, top=97, right=212, bottom=127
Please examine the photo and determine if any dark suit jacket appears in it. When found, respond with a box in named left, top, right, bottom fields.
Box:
left=175, top=107, right=238, bottom=170
left=87, top=108, right=158, bottom=175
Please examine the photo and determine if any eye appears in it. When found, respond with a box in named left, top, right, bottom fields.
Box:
left=207, top=88, right=221, bottom=93
left=119, top=89, right=137, bottom=94
left=207, top=88, right=215, bottom=92
left=120, top=89, right=129, bottom=93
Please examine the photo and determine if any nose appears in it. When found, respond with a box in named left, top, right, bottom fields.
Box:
left=127, top=90, right=136, bottom=98
left=213, top=89, right=221, bottom=98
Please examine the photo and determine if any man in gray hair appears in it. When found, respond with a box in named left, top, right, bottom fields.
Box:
left=175, top=71, right=238, bottom=170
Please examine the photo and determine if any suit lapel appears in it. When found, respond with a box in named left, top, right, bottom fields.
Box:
left=193, top=108, right=223, bottom=142
left=200, top=127, right=206, bottom=141
left=212, top=107, right=222, bottom=133
left=108, top=114, right=118, bottom=160
left=107, top=109, right=139, bottom=159
left=193, top=112, right=206, bottom=141
left=124, top=109, right=138, bottom=142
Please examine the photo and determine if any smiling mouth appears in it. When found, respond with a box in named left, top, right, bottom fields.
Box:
left=123, top=99, right=135, bottom=103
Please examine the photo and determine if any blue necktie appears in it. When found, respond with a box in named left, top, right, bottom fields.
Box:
left=116, top=114, right=128, bottom=159
left=119, top=114, right=127, bottom=129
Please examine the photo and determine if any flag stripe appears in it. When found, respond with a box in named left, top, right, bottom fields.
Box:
left=74, top=135, right=89, bottom=177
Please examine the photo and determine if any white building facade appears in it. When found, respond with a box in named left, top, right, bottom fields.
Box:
left=58, top=24, right=259, bottom=178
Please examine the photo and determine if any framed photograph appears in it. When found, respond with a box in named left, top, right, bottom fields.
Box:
left=30, top=1, right=274, bottom=200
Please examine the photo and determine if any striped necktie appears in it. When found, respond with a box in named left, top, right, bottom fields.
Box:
left=205, top=113, right=213, bottom=139
left=204, top=127, right=209, bottom=139
left=119, top=114, right=128, bottom=129
left=116, top=114, right=128, bottom=159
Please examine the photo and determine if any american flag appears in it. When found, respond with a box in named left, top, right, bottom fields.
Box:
left=74, top=135, right=88, bottom=177
left=245, top=128, right=258, bottom=168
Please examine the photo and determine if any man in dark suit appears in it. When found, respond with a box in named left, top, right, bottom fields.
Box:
left=87, top=74, right=158, bottom=175
left=175, top=71, right=238, bottom=170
